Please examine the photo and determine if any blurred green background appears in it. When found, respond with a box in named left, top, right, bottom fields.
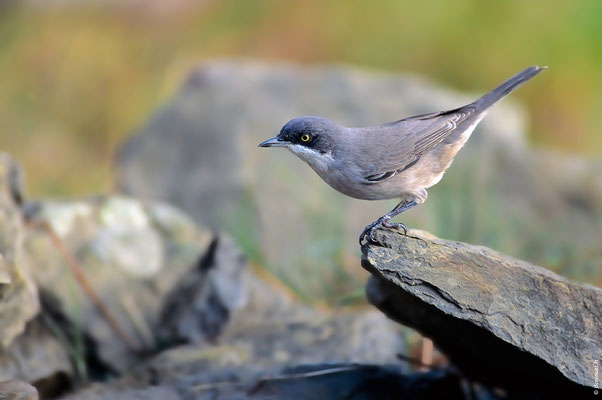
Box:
left=0, top=0, right=600, bottom=299
left=1, top=0, right=601, bottom=196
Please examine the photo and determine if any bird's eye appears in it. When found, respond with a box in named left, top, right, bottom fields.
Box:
left=301, top=134, right=311, bottom=142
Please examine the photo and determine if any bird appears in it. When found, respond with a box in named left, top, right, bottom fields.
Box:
left=259, top=66, right=546, bottom=244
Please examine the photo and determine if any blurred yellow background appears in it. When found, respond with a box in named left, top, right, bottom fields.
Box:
left=1, top=0, right=601, bottom=197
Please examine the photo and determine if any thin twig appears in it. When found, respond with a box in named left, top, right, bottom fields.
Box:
left=29, top=219, right=143, bottom=353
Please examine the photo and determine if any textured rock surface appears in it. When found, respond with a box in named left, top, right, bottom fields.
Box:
left=362, top=228, right=601, bottom=392
left=0, top=380, right=39, bottom=400
left=23, top=196, right=215, bottom=371
left=60, top=386, right=179, bottom=400
left=62, top=288, right=412, bottom=399
left=158, top=235, right=248, bottom=344
left=144, top=266, right=404, bottom=383
left=134, top=314, right=404, bottom=395
left=0, top=156, right=83, bottom=398
left=61, top=262, right=409, bottom=399
left=0, top=314, right=72, bottom=396
left=14, top=189, right=409, bottom=399
left=0, top=154, right=39, bottom=348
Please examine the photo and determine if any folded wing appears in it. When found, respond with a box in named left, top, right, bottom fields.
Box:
left=360, top=106, right=476, bottom=183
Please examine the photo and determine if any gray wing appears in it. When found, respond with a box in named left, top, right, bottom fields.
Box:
left=360, top=106, right=477, bottom=182
left=359, top=66, right=546, bottom=183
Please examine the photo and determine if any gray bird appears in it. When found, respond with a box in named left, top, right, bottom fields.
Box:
left=259, top=66, right=546, bottom=244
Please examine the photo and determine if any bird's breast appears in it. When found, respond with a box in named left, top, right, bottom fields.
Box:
left=317, top=162, right=407, bottom=200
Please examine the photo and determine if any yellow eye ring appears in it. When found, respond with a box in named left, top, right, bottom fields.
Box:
left=301, top=134, right=311, bottom=142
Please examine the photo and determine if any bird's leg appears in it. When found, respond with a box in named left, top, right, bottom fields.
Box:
left=381, top=200, right=418, bottom=233
left=359, top=200, right=417, bottom=244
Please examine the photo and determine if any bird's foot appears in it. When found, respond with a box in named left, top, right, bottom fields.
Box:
left=382, top=219, right=408, bottom=235
left=359, top=217, right=408, bottom=245
left=359, top=219, right=381, bottom=245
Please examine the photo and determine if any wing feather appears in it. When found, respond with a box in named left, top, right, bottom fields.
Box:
left=359, top=107, right=476, bottom=183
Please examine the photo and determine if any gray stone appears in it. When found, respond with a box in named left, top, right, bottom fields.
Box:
left=0, top=380, right=39, bottom=400
left=62, top=259, right=409, bottom=399
left=0, top=154, right=39, bottom=348
left=0, top=155, right=76, bottom=397
left=146, top=274, right=403, bottom=387
left=62, top=365, right=471, bottom=400
left=60, top=385, right=179, bottom=400
left=0, top=313, right=72, bottom=398
left=361, top=228, right=601, bottom=392
left=178, top=365, right=466, bottom=400
left=158, top=235, right=248, bottom=344
left=23, top=196, right=215, bottom=371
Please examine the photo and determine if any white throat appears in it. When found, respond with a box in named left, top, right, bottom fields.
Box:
left=287, top=144, right=334, bottom=175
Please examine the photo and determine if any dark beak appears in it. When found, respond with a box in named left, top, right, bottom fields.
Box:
left=258, top=137, right=290, bottom=148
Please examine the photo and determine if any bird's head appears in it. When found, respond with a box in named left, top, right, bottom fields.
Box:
left=258, top=117, right=342, bottom=169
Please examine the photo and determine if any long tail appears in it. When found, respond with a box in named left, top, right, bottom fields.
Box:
left=472, top=65, right=546, bottom=111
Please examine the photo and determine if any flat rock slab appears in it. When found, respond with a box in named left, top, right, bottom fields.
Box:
left=362, top=229, right=601, bottom=393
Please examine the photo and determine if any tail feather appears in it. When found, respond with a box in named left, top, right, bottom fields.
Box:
left=472, top=65, right=546, bottom=111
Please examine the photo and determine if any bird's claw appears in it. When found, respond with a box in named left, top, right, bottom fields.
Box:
left=382, top=220, right=408, bottom=235
left=359, top=220, right=381, bottom=245
left=359, top=218, right=408, bottom=245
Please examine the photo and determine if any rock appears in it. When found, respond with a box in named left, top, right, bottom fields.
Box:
left=63, top=257, right=408, bottom=399
left=145, top=274, right=404, bottom=387
left=362, top=228, right=601, bottom=395
left=2, top=284, right=122, bottom=398
left=59, top=245, right=412, bottom=400
left=0, top=380, right=39, bottom=400
left=0, top=313, right=72, bottom=397
left=232, top=365, right=466, bottom=400
left=59, top=385, right=179, bottom=400
left=148, top=310, right=402, bottom=384
left=0, top=154, right=39, bottom=348
left=0, top=156, right=89, bottom=397
left=23, top=196, right=215, bottom=371
left=158, top=235, right=248, bottom=344
left=62, top=365, right=471, bottom=400
left=177, top=364, right=467, bottom=400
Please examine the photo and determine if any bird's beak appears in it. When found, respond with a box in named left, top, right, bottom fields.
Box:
left=258, top=137, right=290, bottom=148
